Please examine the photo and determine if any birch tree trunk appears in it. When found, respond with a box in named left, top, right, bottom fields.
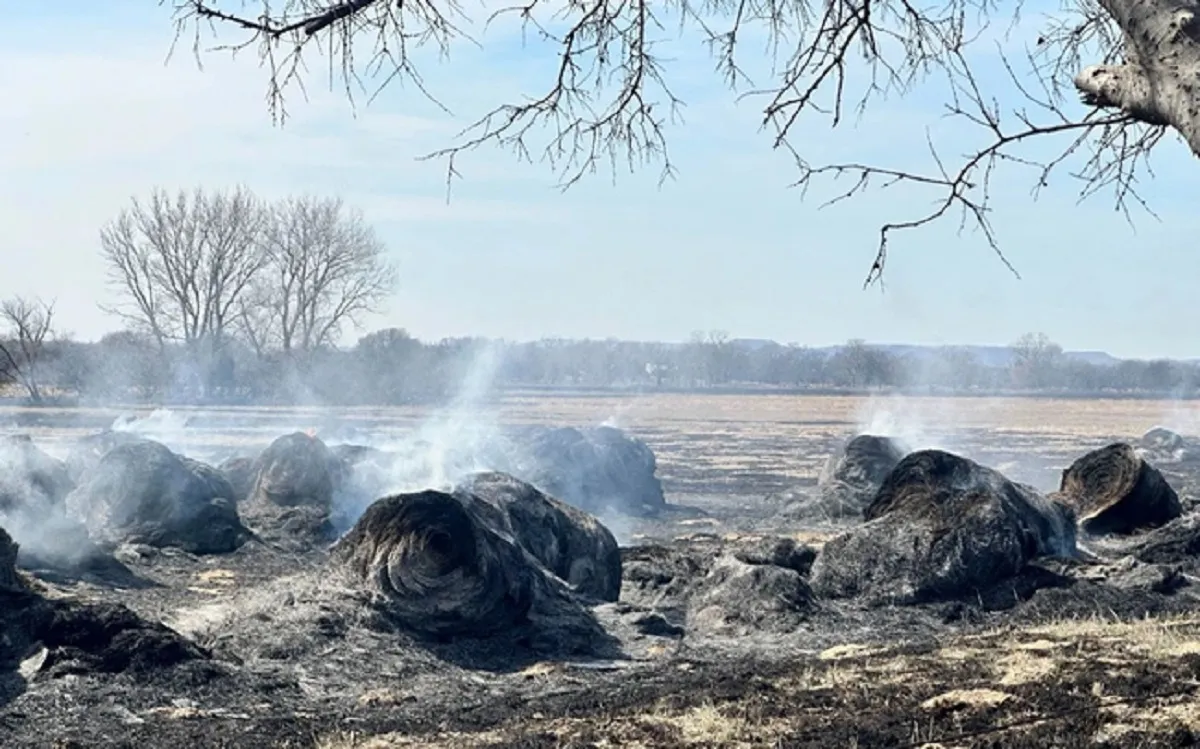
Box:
left=1076, top=0, right=1200, bottom=155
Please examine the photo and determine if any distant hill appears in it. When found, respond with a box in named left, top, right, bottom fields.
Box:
left=723, top=340, right=1128, bottom=367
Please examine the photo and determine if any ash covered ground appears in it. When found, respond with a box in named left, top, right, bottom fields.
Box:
left=2, top=394, right=1200, bottom=748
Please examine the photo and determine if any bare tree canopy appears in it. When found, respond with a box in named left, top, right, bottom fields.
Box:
left=99, top=186, right=268, bottom=348
left=244, top=195, right=397, bottom=354
left=0, top=297, right=57, bottom=402
left=170, top=0, right=1196, bottom=282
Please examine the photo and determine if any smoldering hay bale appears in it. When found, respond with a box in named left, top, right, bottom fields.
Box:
left=330, top=489, right=611, bottom=647
left=513, top=425, right=666, bottom=517
left=1055, top=443, right=1181, bottom=535
left=820, top=434, right=909, bottom=496
left=248, top=432, right=343, bottom=509
left=809, top=449, right=1078, bottom=605
left=782, top=434, right=908, bottom=521
left=0, top=525, right=26, bottom=594
left=454, top=471, right=622, bottom=602
left=1140, top=427, right=1186, bottom=456
left=0, top=524, right=210, bottom=678
left=619, top=535, right=819, bottom=636
left=331, top=489, right=538, bottom=637
left=241, top=432, right=346, bottom=546
left=0, top=435, right=75, bottom=514
left=0, top=436, right=132, bottom=575
left=65, top=440, right=251, bottom=554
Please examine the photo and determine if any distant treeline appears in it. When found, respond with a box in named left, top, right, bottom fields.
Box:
left=4, top=329, right=1200, bottom=406
left=3, top=185, right=1188, bottom=406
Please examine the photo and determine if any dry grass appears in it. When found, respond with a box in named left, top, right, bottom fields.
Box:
left=313, top=612, right=1200, bottom=748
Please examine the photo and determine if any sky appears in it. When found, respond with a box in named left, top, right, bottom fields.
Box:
left=1, top=2, right=1197, bottom=359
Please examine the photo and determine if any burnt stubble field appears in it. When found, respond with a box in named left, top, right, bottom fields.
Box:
left=3, top=392, right=1200, bottom=749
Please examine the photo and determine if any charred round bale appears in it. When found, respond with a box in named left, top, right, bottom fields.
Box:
left=249, top=432, right=343, bottom=508
left=0, top=525, right=210, bottom=678
left=1140, top=427, right=1186, bottom=456
left=820, top=434, right=908, bottom=496
left=0, top=437, right=131, bottom=574
left=810, top=449, right=1077, bottom=605
left=0, top=435, right=74, bottom=514
left=785, top=434, right=908, bottom=520
left=454, top=471, right=622, bottom=602
left=330, top=490, right=547, bottom=638
left=0, top=525, right=25, bottom=593
left=241, top=433, right=347, bottom=545
left=1055, top=443, right=1181, bottom=535
left=248, top=432, right=348, bottom=508
left=519, top=425, right=665, bottom=516
left=65, top=440, right=251, bottom=554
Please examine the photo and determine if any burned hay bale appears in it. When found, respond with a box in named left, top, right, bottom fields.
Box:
left=817, top=434, right=908, bottom=515
left=65, top=440, right=251, bottom=554
left=0, top=438, right=132, bottom=578
left=1127, top=514, right=1200, bottom=568
left=241, top=433, right=345, bottom=546
left=1056, top=443, right=1181, bottom=535
left=455, top=471, right=622, bottom=602
left=248, top=432, right=342, bottom=509
left=331, top=489, right=540, bottom=638
left=0, top=435, right=74, bottom=514
left=515, top=425, right=666, bottom=517
left=0, top=526, right=27, bottom=593
left=688, top=555, right=815, bottom=635
left=1140, top=427, right=1186, bottom=457
left=0, top=525, right=208, bottom=678
left=809, top=450, right=1078, bottom=605
left=620, top=535, right=820, bottom=635
left=331, top=490, right=613, bottom=654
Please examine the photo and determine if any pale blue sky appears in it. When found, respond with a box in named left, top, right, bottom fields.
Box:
left=1, top=1, right=1197, bottom=358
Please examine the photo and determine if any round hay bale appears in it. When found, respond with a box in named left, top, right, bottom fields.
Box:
left=248, top=432, right=341, bottom=509
left=780, top=434, right=907, bottom=521
left=1140, top=427, right=1185, bottom=455
left=818, top=434, right=908, bottom=493
left=688, top=555, right=815, bottom=635
left=0, top=435, right=74, bottom=514
left=0, top=525, right=27, bottom=594
left=455, top=471, right=622, bottom=602
left=810, top=449, right=1077, bottom=604
left=65, top=440, right=250, bottom=554
left=330, top=490, right=540, bottom=638
left=1056, top=443, right=1181, bottom=535
left=518, top=425, right=665, bottom=517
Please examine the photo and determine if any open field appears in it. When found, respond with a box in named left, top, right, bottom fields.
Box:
left=2, top=393, right=1200, bottom=747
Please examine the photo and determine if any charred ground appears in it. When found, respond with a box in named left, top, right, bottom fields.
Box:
left=2, top=394, right=1200, bottom=748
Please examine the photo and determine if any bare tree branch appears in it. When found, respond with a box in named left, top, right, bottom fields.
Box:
left=0, top=297, right=57, bottom=403
left=171, top=0, right=1194, bottom=282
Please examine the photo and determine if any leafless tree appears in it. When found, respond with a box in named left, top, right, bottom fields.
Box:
left=240, top=195, right=398, bottom=355
left=0, top=297, right=57, bottom=403
left=99, top=186, right=268, bottom=352
left=169, top=0, right=1195, bottom=283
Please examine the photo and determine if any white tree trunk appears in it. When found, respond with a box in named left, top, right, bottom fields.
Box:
left=1075, top=0, right=1200, bottom=156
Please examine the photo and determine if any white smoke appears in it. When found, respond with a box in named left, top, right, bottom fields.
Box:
left=323, top=342, right=515, bottom=525
left=111, top=408, right=195, bottom=453
left=854, top=394, right=966, bottom=453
